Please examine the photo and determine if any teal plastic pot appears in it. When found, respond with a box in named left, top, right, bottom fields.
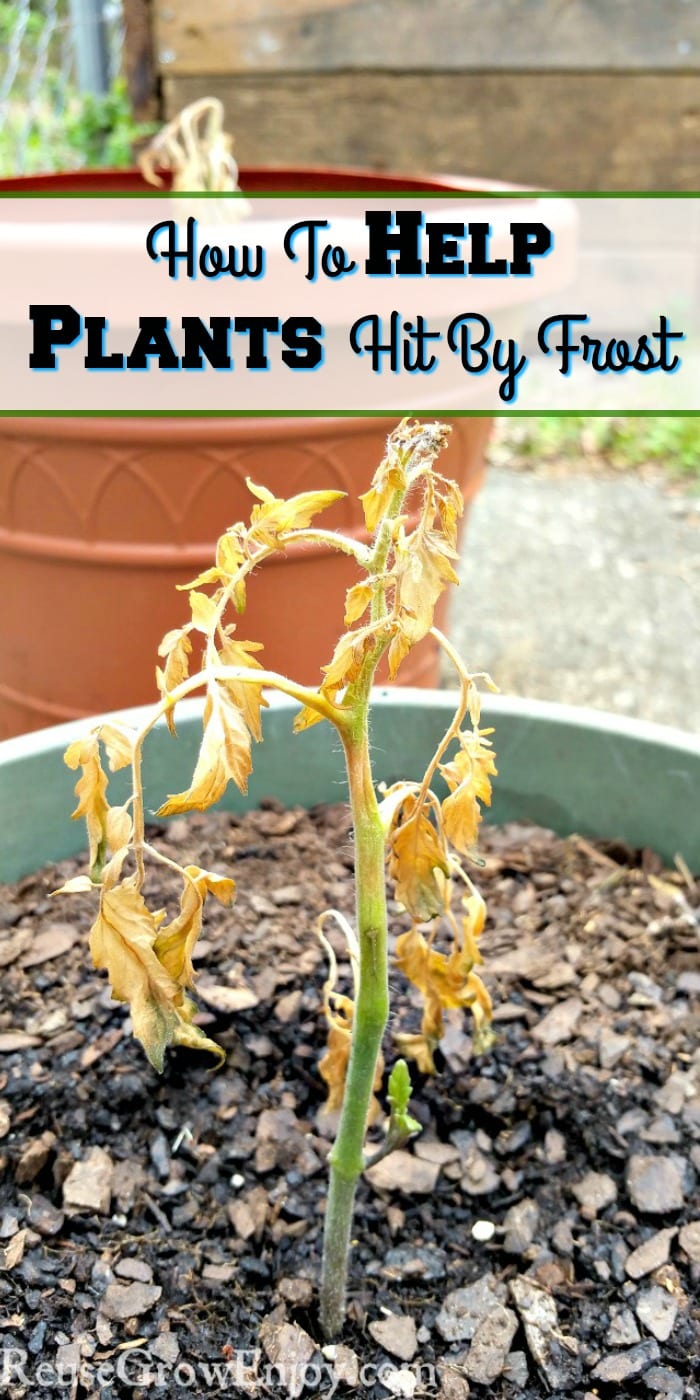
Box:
left=1, top=691, right=699, bottom=883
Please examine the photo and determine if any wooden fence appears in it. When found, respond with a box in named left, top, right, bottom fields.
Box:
left=123, top=0, right=700, bottom=189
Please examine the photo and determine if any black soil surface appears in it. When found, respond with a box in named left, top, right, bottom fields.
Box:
left=0, top=801, right=698, bottom=1399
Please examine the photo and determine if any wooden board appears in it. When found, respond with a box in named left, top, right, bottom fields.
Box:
left=154, top=1, right=700, bottom=76
left=163, top=72, right=700, bottom=192
left=122, top=0, right=159, bottom=121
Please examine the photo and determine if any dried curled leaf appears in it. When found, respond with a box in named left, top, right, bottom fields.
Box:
left=90, top=884, right=225, bottom=1072
left=217, top=632, right=268, bottom=741
left=440, top=729, right=497, bottom=857
left=139, top=95, right=250, bottom=208
left=394, top=890, right=493, bottom=1072
left=388, top=794, right=450, bottom=922
left=388, top=519, right=459, bottom=679
left=246, top=480, right=345, bottom=549
left=189, top=589, right=219, bottom=633
left=64, top=735, right=109, bottom=874
left=98, top=722, right=136, bottom=772
left=359, top=449, right=407, bottom=534
left=156, top=626, right=193, bottom=734
left=154, top=864, right=235, bottom=986
left=344, top=580, right=374, bottom=627
left=106, top=805, right=133, bottom=855
left=157, top=684, right=253, bottom=815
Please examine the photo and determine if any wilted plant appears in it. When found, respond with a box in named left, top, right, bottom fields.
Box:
left=138, top=95, right=251, bottom=218
left=58, top=419, right=497, bottom=1339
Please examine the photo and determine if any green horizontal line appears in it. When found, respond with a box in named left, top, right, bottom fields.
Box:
left=0, top=410, right=697, bottom=419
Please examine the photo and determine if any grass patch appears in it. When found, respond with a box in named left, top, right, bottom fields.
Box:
left=505, top=417, right=700, bottom=484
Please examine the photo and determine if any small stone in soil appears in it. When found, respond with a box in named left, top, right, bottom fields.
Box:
left=643, top=1365, right=685, bottom=1398
left=365, top=1150, right=440, bottom=1195
left=14, top=1130, right=56, bottom=1185
left=325, top=1344, right=359, bottom=1389
left=606, top=1307, right=642, bottom=1348
left=598, top=1028, right=631, bottom=1068
left=571, top=1171, right=617, bottom=1217
left=435, top=1274, right=506, bottom=1343
left=626, top=1155, right=686, bottom=1214
left=551, top=1218, right=576, bottom=1256
left=543, top=1129, right=567, bottom=1164
left=531, top=997, right=583, bottom=1045
left=381, top=1243, right=447, bottom=1282
left=62, top=1145, right=114, bottom=1216
left=504, top=1351, right=529, bottom=1388
left=151, top=1333, right=180, bottom=1364
left=227, top=1186, right=268, bottom=1241
left=509, top=1275, right=576, bottom=1389
left=275, top=989, right=303, bottom=1023
left=502, top=1197, right=539, bottom=1254
left=277, top=1276, right=314, bottom=1306
left=369, top=1313, right=418, bottom=1362
left=591, top=1339, right=660, bottom=1384
left=19, top=923, right=77, bottom=967
left=625, top=1228, right=677, bottom=1280
left=27, top=1195, right=65, bottom=1237
left=1, top=1229, right=26, bottom=1270
left=457, top=1140, right=500, bottom=1196
left=271, top=884, right=303, bottom=906
left=465, top=1305, right=518, bottom=1385
left=99, top=1281, right=162, bottom=1321
left=259, top=1316, right=316, bottom=1400
left=678, top=1219, right=700, bottom=1262
left=635, top=1286, right=679, bottom=1343
left=114, top=1257, right=154, bottom=1284
left=381, top=1368, right=418, bottom=1398
left=437, top=1365, right=470, bottom=1400
left=413, top=1139, right=460, bottom=1166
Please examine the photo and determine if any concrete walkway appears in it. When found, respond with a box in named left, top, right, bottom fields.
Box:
left=449, top=465, right=700, bottom=734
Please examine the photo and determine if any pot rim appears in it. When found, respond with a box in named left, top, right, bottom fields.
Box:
left=2, top=690, right=699, bottom=881
left=1, top=689, right=699, bottom=766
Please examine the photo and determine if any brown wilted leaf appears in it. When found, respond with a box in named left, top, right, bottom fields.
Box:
left=246, top=480, right=344, bottom=548
left=320, top=622, right=380, bottom=697
left=388, top=796, right=450, bottom=922
left=90, top=884, right=224, bottom=1071
left=359, top=451, right=407, bottom=533
left=157, top=685, right=253, bottom=815
left=394, top=892, right=493, bottom=1071
left=189, top=589, right=219, bottom=633
left=389, top=521, right=459, bottom=678
left=106, top=805, right=133, bottom=855
left=154, top=864, right=235, bottom=986
left=433, top=472, right=464, bottom=550
left=344, top=580, right=374, bottom=626
left=440, top=730, right=497, bottom=857
left=98, top=722, right=136, bottom=772
left=218, top=632, right=268, bottom=741
left=64, top=734, right=109, bottom=872
left=156, top=626, right=193, bottom=733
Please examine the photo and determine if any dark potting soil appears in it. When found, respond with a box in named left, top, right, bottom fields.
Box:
left=0, top=801, right=698, bottom=1400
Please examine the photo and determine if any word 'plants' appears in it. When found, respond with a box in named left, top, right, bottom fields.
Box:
left=60, top=420, right=497, bottom=1339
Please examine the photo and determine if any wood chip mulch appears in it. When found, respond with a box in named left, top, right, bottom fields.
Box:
left=0, top=801, right=698, bottom=1399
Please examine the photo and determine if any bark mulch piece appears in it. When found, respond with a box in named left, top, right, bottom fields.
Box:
left=0, top=801, right=698, bottom=1398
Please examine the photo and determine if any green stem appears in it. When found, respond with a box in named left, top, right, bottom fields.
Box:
left=319, top=713, right=389, bottom=1340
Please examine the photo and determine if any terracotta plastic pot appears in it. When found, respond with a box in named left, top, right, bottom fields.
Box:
left=0, top=165, right=578, bottom=737
left=0, top=412, right=491, bottom=735
left=0, top=166, right=505, bottom=737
